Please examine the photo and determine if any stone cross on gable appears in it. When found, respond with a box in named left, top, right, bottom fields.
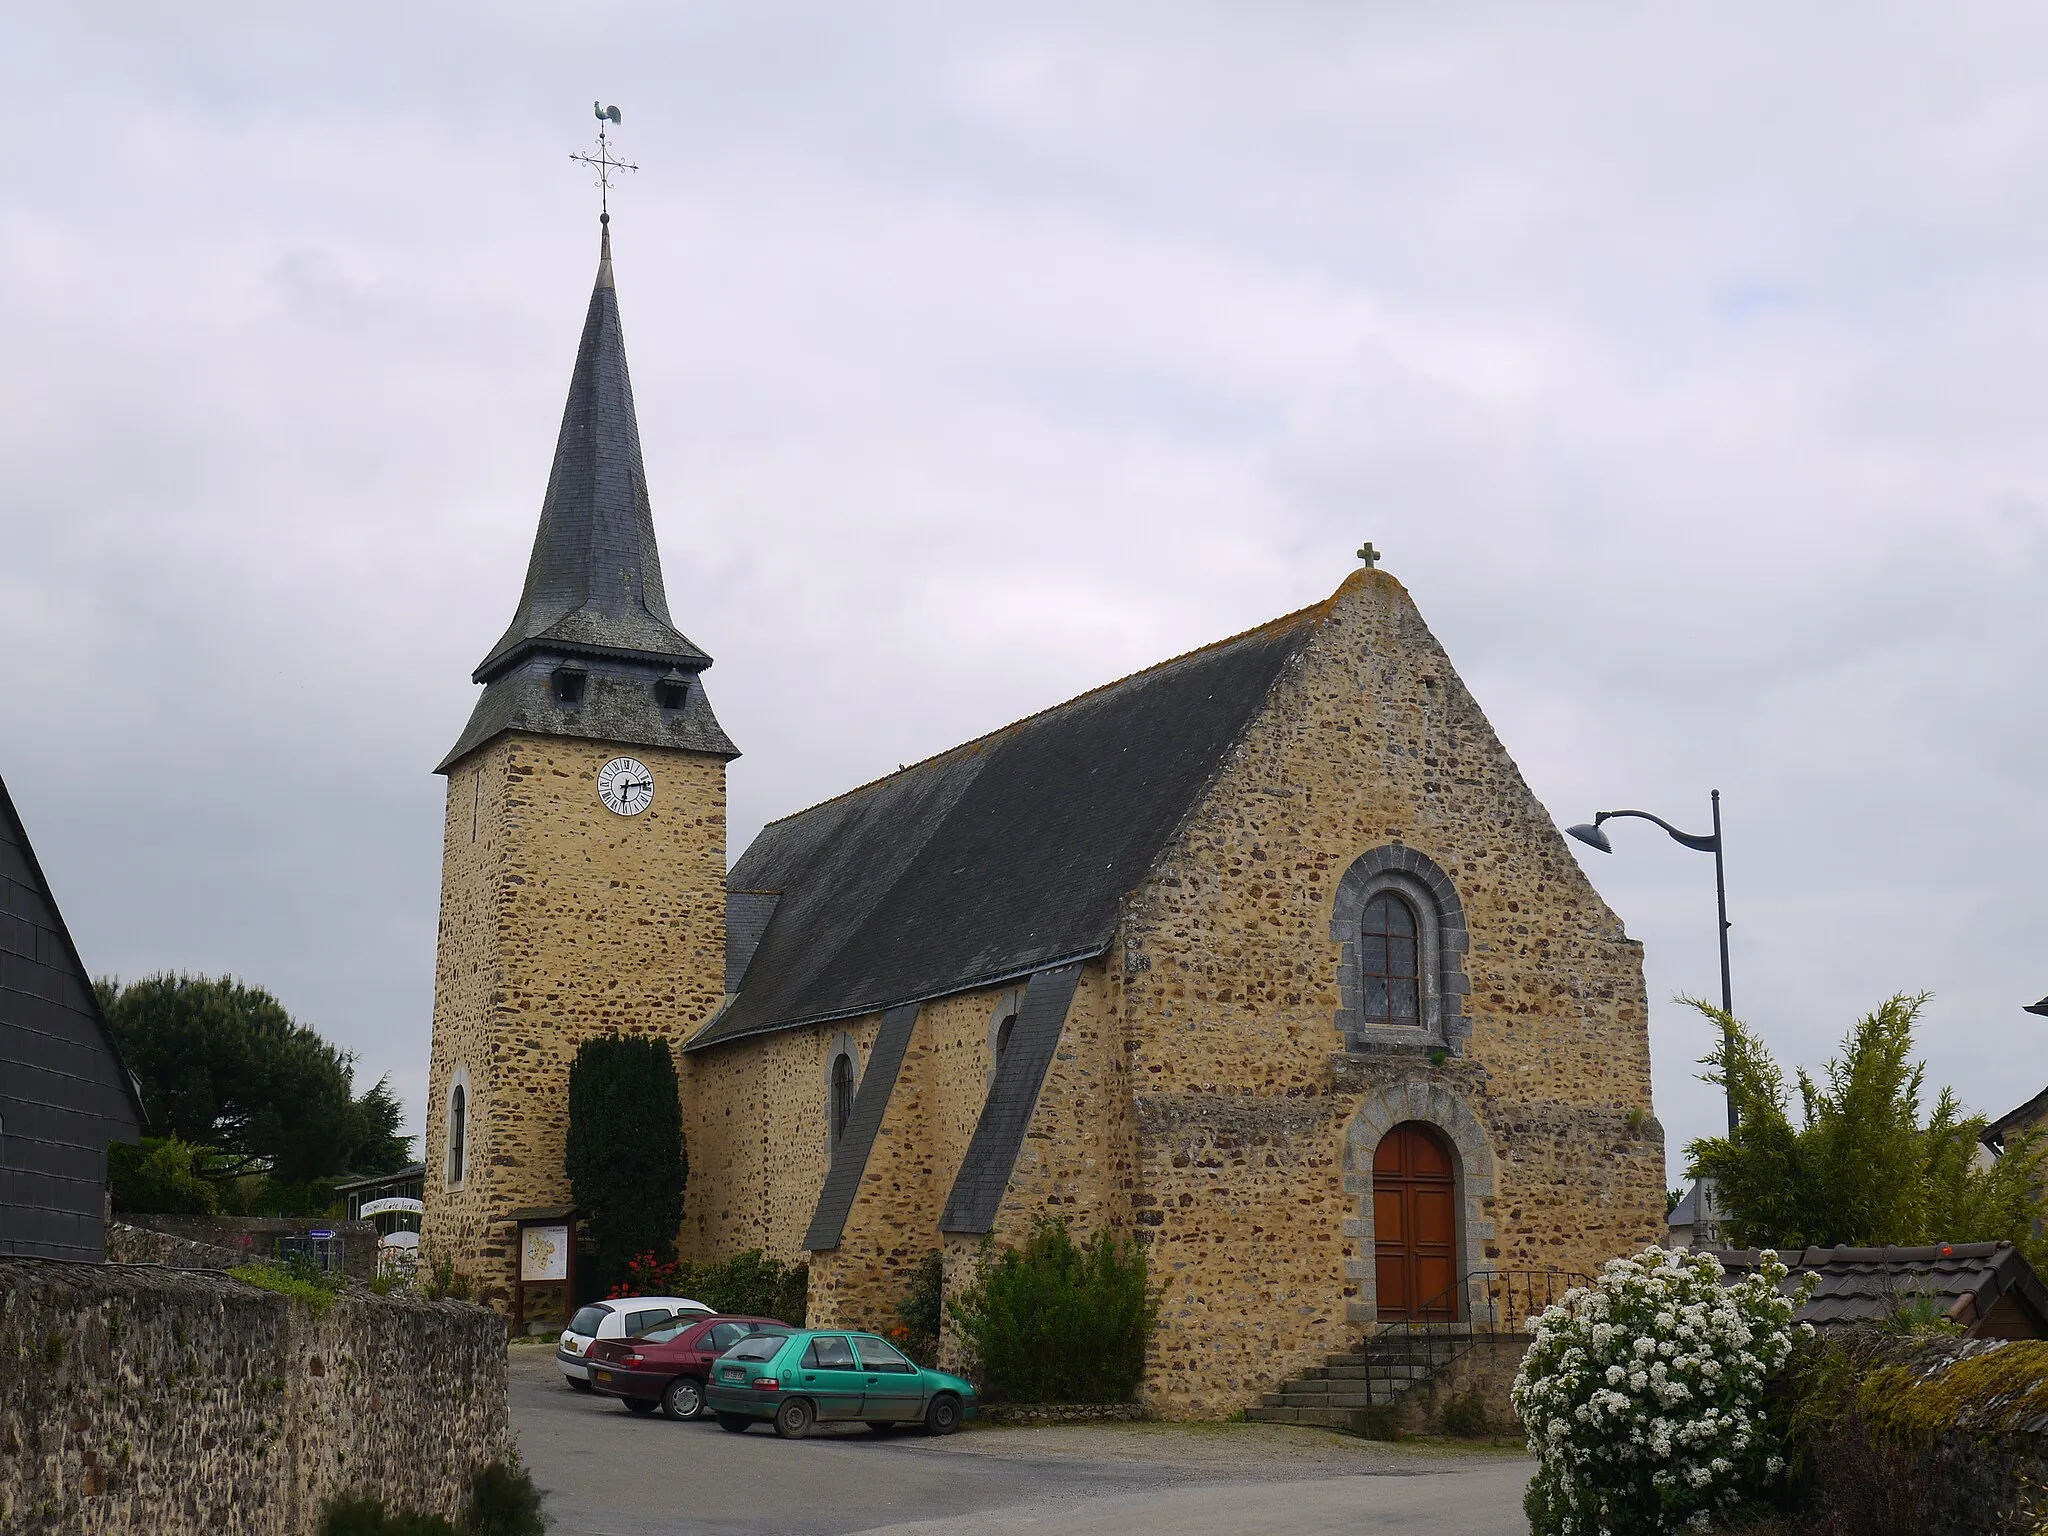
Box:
left=1356, top=542, right=1380, bottom=568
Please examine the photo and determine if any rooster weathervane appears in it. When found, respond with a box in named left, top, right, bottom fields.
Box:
left=570, top=103, right=637, bottom=221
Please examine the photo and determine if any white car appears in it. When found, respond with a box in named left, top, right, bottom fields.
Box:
left=558, top=1296, right=710, bottom=1390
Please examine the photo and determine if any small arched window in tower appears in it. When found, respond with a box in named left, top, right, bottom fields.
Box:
left=829, top=1052, right=855, bottom=1145
left=447, top=1083, right=467, bottom=1185
left=551, top=663, right=588, bottom=706
left=1360, top=891, right=1422, bottom=1027
left=993, top=1012, right=1018, bottom=1070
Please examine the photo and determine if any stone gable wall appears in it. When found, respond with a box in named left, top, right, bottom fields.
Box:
left=1118, top=570, right=1662, bottom=1415
left=423, top=732, right=726, bottom=1317
left=0, top=1258, right=506, bottom=1535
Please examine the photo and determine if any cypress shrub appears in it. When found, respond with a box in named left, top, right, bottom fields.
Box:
left=947, top=1219, right=1158, bottom=1403
left=565, top=1035, right=685, bottom=1296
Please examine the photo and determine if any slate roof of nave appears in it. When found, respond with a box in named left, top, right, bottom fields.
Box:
left=687, top=600, right=1331, bottom=1049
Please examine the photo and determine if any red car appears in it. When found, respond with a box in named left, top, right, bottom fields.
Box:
left=587, top=1314, right=791, bottom=1420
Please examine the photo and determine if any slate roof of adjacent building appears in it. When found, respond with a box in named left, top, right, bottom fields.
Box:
left=688, top=600, right=1329, bottom=1050
left=440, top=222, right=737, bottom=772
left=1, top=771, right=146, bottom=1260
left=1713, top=1242, right=2048, bottom=1336
left=1984, top=1085, right=2048, bottom=1153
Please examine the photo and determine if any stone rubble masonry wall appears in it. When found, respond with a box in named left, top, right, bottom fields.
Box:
left=113, top=1217, right=380, bottom=1280
left=423, top=732, right=727, bottom=1318
left=104, top=1220, right=243, bottom=1271
left=680, top=1011, right=881, bottom=1266
left=0, top=1257, right=507, bottom=1535
left=1118, top=569, right=1663, bottom=1417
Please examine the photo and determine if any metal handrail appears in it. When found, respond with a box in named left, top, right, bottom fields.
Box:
left=1357, top=1267, right=1590, bottom=1406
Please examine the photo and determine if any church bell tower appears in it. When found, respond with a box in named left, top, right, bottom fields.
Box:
left=422, top=216, right=736, bottom=1315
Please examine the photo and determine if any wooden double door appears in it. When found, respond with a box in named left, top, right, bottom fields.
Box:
left=1373, top=1122, right=1459, bottom=1321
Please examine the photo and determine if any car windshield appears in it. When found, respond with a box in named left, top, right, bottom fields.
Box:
left=724, top=1331, right=790, bottom=1362
left=639, top=1318, right=696, bottom=1344
left=566, top=1306, right=611, bottom=1337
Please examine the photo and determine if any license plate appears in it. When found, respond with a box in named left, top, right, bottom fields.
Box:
left=595, top=1371, right=613, bottom=1383
left=720, top=1368, right=743, bottom=1380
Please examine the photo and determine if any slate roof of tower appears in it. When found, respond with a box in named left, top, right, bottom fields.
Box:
left=688, top=603, right=1325, bottom=1050
left=474, top=221, right=710, bottom=684
left=440, top=225, right=736, bottom=772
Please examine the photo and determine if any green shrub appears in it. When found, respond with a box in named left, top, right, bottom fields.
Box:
left=565, top=1036, right=685, bottom=1295
left=1440, top=1386, right=1490, bottom=1438
left=463, top=1460, right=548, bottom=1536
left=893, top=1250, right=944, bottom=1364
left=421, top=1254, right=474, bottom=1302
left=315, top=1461, right=545, bottom=1536
left=947, top=1219, right=1158, bottom=1404
left=232, top=1256, right=344, bottom=1314
left=612, top=1249, right=807, bottom=1324
left=109, top=1137, right=221, bottom=1215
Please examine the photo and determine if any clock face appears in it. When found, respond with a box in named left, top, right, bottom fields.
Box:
left=595, top=757, right=654, bottom=817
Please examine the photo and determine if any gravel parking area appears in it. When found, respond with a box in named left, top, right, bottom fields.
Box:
left=508, top=1345, right=1532, bottom=1535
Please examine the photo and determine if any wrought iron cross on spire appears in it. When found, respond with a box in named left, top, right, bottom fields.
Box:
left=570, top=102, right=637, bottom=220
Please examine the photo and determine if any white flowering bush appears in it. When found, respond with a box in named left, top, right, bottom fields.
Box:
left=1511, top=1246, right=1814, bottom=1535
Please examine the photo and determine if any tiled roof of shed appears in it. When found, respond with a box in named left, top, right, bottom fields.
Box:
left=688, top=604, right=1326, bottom=1049
left=1713, top=1242, right=2048, bottom=1334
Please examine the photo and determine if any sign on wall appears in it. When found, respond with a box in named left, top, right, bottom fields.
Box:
left=521, top=1223, right=570, bottom=1283
left=359, top=1197, right=425, bottom=1218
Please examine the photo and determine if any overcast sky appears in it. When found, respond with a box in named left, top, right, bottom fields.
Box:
left=4, top=5, right=2044, bottom=1184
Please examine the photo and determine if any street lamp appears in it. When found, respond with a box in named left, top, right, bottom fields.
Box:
left=1566, top=790, right=1736, bottom=1135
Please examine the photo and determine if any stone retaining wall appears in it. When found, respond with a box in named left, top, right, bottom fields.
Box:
left=116, top=1216, right=381, bottom=1280
left=0, top=1256, right=508, bottom=1535
left=104, top=1220, right=243, bottom=1270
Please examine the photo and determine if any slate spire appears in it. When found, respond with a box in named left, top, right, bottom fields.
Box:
left=474, top=215, right=708, bottom=683
left=439, top=220, right=736, bottom=772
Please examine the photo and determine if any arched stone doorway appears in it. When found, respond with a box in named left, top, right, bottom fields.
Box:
left=1341, top=1082, right=1497, bottom=1326
left=1373, top=1122, right=1458, bottom=1320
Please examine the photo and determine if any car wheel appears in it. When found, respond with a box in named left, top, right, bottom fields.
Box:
left=924, top=1394, right=962, bottom=1436
left=663, top=1377, right=704, bottom=1421
left=715, top=1413, right=752, bottom=1434
left=773, top=1397, right=815, bottom=1440
left=566, top=1376, right=595, bottom=1393
left=625, top=1398, right=660, bottom=1416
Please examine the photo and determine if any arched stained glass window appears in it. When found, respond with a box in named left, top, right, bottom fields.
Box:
left=830, top=1052, right=855, bottom=1144
left=1360, top=891, right=1421, bottom=1026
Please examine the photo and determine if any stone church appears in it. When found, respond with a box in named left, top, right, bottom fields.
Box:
left=421, top=223, right=1665, bottom=1415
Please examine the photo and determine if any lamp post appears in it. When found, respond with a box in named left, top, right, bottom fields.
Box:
left=1566, top=790, right=1736, bottom=1136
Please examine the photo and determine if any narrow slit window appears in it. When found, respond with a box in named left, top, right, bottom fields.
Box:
left=1360, top=892, right=1421, bottom=1026
left=448, top=1083, right=467, bottom=1184
left=829, top=1053, right=855, bottom=1145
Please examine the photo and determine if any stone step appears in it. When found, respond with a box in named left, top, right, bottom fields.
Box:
left=1278, top=1389, right=1401, bottom=1410
left=1326, top=1364, right=1429, bottom=1381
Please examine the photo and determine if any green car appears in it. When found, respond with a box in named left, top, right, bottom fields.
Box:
left=704, top=1328, right=977, bottom=1439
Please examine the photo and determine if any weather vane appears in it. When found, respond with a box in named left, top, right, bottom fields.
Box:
left=570, top=102, right=637, bottom=221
